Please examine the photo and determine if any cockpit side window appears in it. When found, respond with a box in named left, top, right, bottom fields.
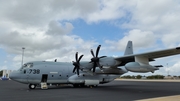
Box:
left=23, top=64, right=27, bottom=68
left=27, top=63, right=33, bottom=68
left=19, top=63, right=34, bottom=71
left=22, top=63, right=33, bottom=69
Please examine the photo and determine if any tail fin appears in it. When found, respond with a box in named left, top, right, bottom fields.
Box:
left=124, top=41, right=133, bottom=55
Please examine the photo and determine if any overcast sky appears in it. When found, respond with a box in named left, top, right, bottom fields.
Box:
left=1, top=0, right=180, bottom=76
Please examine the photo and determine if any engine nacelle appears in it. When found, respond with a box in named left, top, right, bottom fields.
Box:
left=68, top=74, right=85, bottom=84
left=99, top=57, right=117, bottom=66
left=79, top=57, right=117, bottom=70
left=80, top=62, right=94, bottom=69
left=125, top=62, right=158, bottom=73
left=68, top=74, right=115, bottom=85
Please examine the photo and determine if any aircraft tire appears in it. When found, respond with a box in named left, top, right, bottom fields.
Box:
left=73, top=84, right=79, bottom=88
left=79, top=83, right=85, bottom=87
left=29, top=84, right=36, bottom=89
left=73, top=84, right=86, bottom=88
left=88, top=85, right=98, bottom=88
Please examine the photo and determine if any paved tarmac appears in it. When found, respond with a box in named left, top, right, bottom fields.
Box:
left=0, top=80, right=180, bottom=101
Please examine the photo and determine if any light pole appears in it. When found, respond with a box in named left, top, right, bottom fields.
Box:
left=167, top=63, right=169, bottom=76
left=22, top=47, right=25, bottom=66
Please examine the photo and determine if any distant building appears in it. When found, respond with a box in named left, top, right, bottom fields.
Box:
left=164, top=75, right=173, bottom=79
left=141, top=76, right=147, bottom=79
left=1, top=70, right=12, bottom=80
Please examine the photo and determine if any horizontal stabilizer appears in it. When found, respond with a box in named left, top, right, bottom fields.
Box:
left=154, top=65, right=163, bottom=67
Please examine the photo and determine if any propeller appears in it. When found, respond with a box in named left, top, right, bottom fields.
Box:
left=90, top=45, right=106, bottom=72
left=72, top=52, right=83, bottom=75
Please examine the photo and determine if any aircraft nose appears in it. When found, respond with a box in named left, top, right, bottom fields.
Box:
left=9, top=71, right=15, bottom=80
left=9, top=70, right=27, bottom=83
left=9, top=71, right=19, bottom=81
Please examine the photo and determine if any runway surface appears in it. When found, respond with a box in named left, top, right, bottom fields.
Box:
left=0, top=80, right=180, bottom=101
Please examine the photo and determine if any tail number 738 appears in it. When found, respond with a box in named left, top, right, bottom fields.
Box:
left=29, top=69, right=40, bottom=74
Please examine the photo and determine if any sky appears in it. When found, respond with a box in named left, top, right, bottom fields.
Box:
left=1, top=0, right=180, bottom=76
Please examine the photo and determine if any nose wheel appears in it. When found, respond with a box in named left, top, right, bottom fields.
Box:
left=29, top=84, right=36, bottom=89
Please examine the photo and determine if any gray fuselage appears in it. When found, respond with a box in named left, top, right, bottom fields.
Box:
left=9, top=61, right=127, bottom=86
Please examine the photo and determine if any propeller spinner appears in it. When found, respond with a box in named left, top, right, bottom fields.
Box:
left=90, top=45, right=106, bottom=72
left=72, top=52, right=83, bottom=75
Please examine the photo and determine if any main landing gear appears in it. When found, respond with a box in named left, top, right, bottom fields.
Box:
left=29, top=84, right=37, bottom=89
left=73, top=84, right=98, bottom=88
left=73, top=84, right=85, bottom=88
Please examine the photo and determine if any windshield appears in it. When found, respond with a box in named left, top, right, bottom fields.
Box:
left=19, top=63, right=33, bottom=71
left=23, top=63, right=33, bottom=68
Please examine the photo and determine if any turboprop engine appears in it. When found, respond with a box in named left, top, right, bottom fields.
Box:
left=125, top=62, right=159, bottom=73
left=79, top=57, right=117, bottom=70
left=99, top=57, right=117, bottom=66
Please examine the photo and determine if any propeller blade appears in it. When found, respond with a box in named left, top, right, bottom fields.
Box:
left=89, top=45, right=106, bottom=73
left=78, top=55, right=84, bottom=62
left=96, top=45, right=101, bottom=57
left=91, top=49, right=95, bottom=57
left=99, top=56, right=107, bottom=58
left=96, top=62, right=102, bottom=70
left=72, top=52, right=83, bottom=76
left=76, top=68, right=79, bottom=75
left=73, top=66, right=76, bottom=73
left=92, top=62, right=96, bottom=72
left=72, top=61, right=76, bottom=73
left=75, top=52, right=78, bottom=61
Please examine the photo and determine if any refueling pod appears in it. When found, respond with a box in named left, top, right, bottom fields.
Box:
left=125, top=62, right=159, bottom=73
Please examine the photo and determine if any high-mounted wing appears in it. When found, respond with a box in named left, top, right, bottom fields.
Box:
left=115, top=46, right=180, bottom=66
left=135, top=47, right=180, bottom=59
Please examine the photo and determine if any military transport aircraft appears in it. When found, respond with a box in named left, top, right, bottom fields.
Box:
left=9, top=41, right=180, bottom=89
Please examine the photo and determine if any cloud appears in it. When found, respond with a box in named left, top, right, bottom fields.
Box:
left=0, top=0, right=50, bottom=27
left=0, top=0, right=103, bottom=70
left=0, top=19, right=96, bottom=70
left=0, top=0, right=135, bottom=26
left=121, top=0, right=180, bottom=46
left=46, top=21, right=74, bottom=36
left=105, top=29, right=156, bottom=51
left=85, top=0, right=137, bottom=23
left=165, top=61, right=180, bottom=76
left=0, top=0, right=98, bottom=29
left=161, top=33, right=180, bottom=47
left=1, top=65, right=8, bottom=70
left=123, top=0, right=178, bottom=29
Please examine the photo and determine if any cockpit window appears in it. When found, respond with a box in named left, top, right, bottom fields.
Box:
left=22, top=63, right=33, bottom=68
left=23, top=64, right=27, bottom=68
left=19, top=63, right=33, bottom=71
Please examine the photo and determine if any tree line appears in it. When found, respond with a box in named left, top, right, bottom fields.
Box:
left=0, top=70, right=3, bottom=76
left=121, top=75, right=180, bottom=79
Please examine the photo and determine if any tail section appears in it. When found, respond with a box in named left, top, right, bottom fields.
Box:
left=124, top=41, right=133, bottom=55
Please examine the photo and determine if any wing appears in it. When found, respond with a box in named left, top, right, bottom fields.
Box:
left=115, top=47, right=180, bottom=66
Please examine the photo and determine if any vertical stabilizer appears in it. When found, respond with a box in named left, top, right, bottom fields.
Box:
left=124, top=41, right=133, bottom=55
